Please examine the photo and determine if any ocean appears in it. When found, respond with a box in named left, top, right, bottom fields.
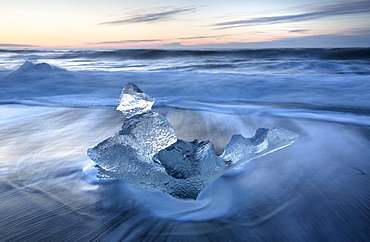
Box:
left=0, top=48, right=369, bottom=241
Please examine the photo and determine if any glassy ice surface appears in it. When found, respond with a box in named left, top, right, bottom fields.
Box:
left=221, top=128, right=299, bottom=165
left=116, top=82, right=155, bottom=119
left=88, top=83, right=298, bottom=199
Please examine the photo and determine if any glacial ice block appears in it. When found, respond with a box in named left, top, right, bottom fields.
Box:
left=87, top=83, right=298, bottom=200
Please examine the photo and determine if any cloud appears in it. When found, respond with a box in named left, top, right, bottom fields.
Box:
left=177, top=34, right=230, bottom=40
left=0, top=43, right=38, bottom=48
left=289, top=29, right=309, bottom=33
left=100, top=6, right=198, bottom=25
left=87, top=34, right=230, bottom=45
left=214, top=1, right=370, bottom=29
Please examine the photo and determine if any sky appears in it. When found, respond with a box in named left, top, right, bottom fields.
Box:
left=0, top=0, right=369, bottom=49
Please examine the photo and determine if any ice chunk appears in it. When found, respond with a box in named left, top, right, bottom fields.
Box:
left=117, top=82, right=154, bottom=119
left=221, top=128, right=299, bottom=165
left=88, top=83, right=177, bottom=193
left=87, top=83, right=298, bottom=200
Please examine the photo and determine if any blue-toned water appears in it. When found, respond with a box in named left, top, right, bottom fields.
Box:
left=0, top=48, right=369, bottom=241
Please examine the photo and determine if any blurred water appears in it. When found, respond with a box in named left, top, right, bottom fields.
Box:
left=1, top=48, right=369, bottom=74
left=0, top=48, right=369, bottom=241
left=0, top=105, right=369, bottom=241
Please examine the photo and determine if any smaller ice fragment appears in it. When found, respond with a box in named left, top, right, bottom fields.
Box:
left=220, top=128, right=299, bottom=165
left=117, top=82, right=154, bottom=119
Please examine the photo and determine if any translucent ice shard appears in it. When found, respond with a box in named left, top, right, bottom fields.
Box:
left=117, top=82, right=155, bottom=119
left=220, top=128, right=299, bottom=165
left=87, top=83, right=299, bottom=200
